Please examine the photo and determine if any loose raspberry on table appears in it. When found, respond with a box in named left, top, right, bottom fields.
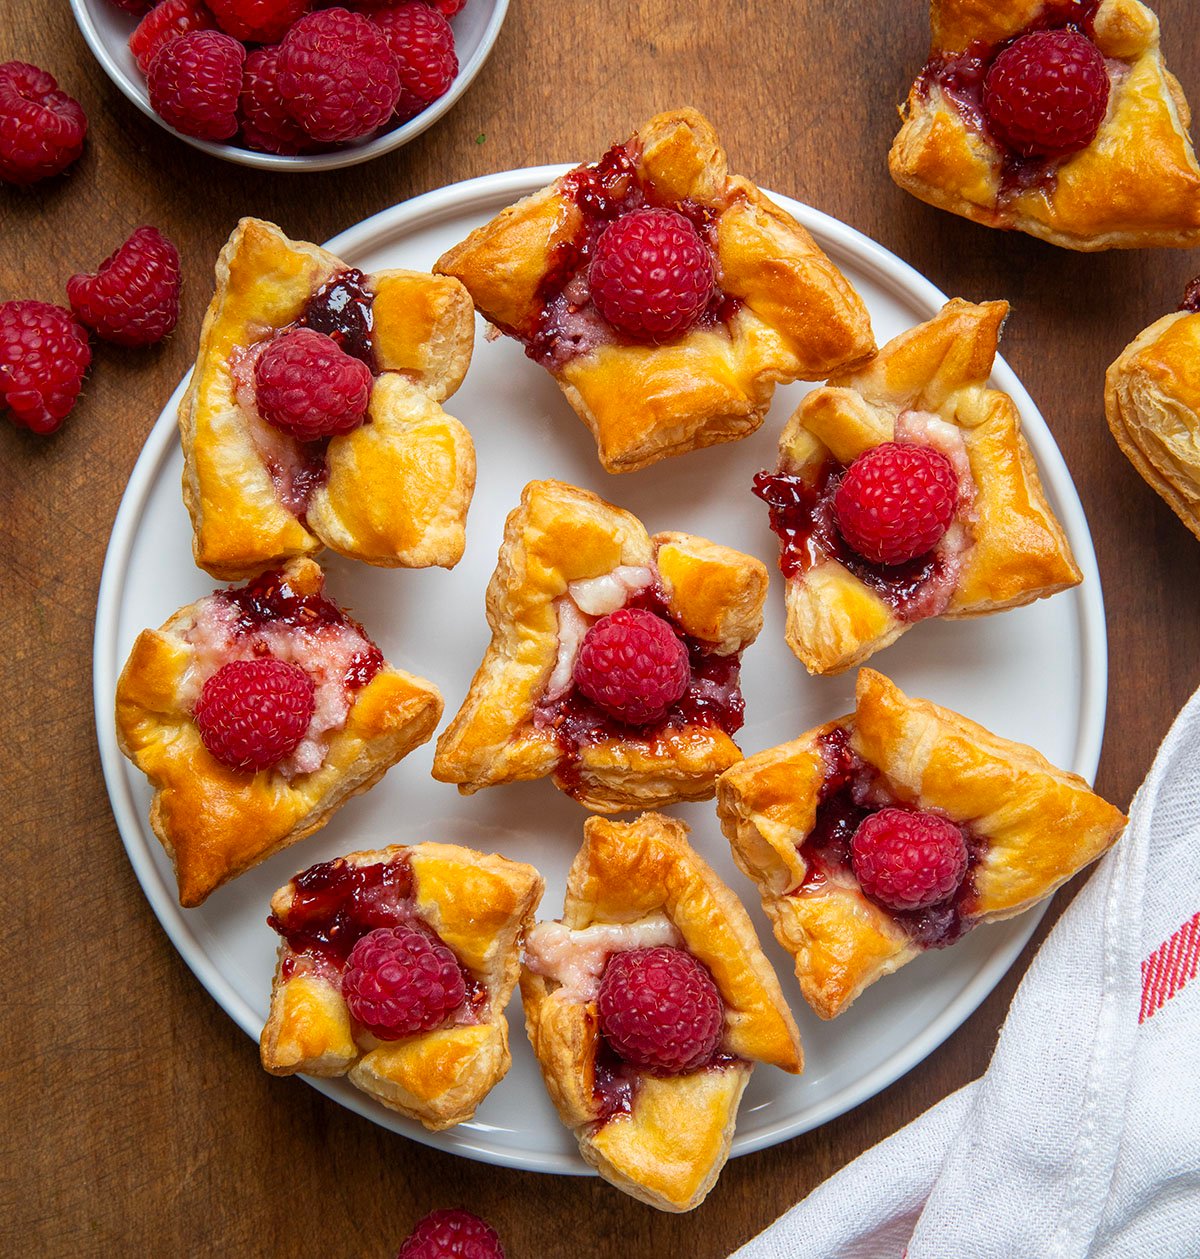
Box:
left=833, top=442, right=958, bottom=566
left=0, top=301, right=91, bottom=435
left=193, top=658, right=315, bottom=771
left=982, top=28, right=1109, bottom=160
left=1180, top=277, right=1200, bottom=314
left=278, top=8, right=400, bottom=143
left=206, top=0, right=309, bottom=43
left=67, top=226, right=181, bottom=347
left=240, top=45, right=314, bottom=155
left=573, top=606, right=690, bottom=726
left=255, top=328, right=373, bottom=441
left=851, top=808, right=968, bottom=913
left=397, top=1209, right=505, bottom=1259
left=130, top=0, right=217, bottom=77
left=0, top=61, right=87, bottom=185
left=598, top=946, right=724, bottom=1074
left=587, top=207, right=715, bottom=343
left=147, top=29, right=245, bottom=143
left=342, top=924, right=467, bottom=1040
left=371, top=2, right=457, bottom=122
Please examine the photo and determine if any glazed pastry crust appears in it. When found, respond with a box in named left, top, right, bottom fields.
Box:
left=889, top=0, right=1200, bottom=250
left=114, top=558, right=443, bottom=906
left=1105, top=309, right=1200, bottom=539
left=435, top=108, right=875, bottom=473
left=776, top=299, right=1080, bottom=675
left=260, top=843, right=543, bottom=1131
left=716, top=668, right=1127, bottom=1019
left=432, top=480, right=767, bottom=811
left=181, top=218, right=476, bottom=579
left=520, top=813, right=802, bottom=1211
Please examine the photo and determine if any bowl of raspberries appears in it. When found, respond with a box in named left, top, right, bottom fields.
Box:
left=69, top=0, right=505, bottom=169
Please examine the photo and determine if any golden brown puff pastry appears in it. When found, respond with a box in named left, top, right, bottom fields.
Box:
left=260, top=843, right=543, bottom=1131
left=521, top=813, right=802, bottom=1212
left=753, top=299, right=1080, bottom=675
left=114, top=557, right=442, bottom=906
left=889, top=0, right=1200, bottom=250
left=181, top=217, right=477, bottom=579
left=432, top=479, right=768, bottom=812
left=434, top=108, right=875, bottom=474
left=1105, top=285, right=1200, bottom=539
left=716, top=668, right=1127, bottom=1020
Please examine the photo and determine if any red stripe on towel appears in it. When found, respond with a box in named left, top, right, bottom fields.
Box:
left=1140, top=911, right=1200, bottom=1023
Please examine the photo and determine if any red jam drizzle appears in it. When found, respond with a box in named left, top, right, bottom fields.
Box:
left=752, top=467, right=946, bottom=622
left=796, top=727, right=981, bottom=950
left=300, top=267, right=377, bottom=371
left=262, top=437, right=331, bottom=523
left=1180, top=278, right=1200, bottom=314
left=219, top=568, right=385, bottom=692
left=592, top=1034, right=742, bottom=1128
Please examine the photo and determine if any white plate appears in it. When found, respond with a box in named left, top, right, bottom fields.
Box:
left=93, top=170, right=1107, bottom=1174
left=69, top=0, right=507, bottom=172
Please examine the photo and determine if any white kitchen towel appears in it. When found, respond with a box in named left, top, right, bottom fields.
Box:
left=733, top=686, right=1200, bottom=1259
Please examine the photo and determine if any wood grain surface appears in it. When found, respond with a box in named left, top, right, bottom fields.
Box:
left=3, top=1, right=1199, bottom=1254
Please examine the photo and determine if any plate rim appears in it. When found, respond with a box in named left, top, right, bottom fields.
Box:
left=93, top=167, right=1108, bottom=1175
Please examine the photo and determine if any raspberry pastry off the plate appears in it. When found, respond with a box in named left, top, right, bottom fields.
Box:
left=716, top=668, right=1126, bottom=1019
left=115, top=558, right=442, bottom=906
left=521, top=813, right=802, bottom=1212
left=261, top=843, right=543, bottom=1131
left=432, top=479, right=767, bottom=812
left=1105, top=278, right=1200, bottom=540
left=753, top=299, right=1081, bottom=675
left=434, top=108, right=875, bottom=473
left=181, top=217, right=476, bottom=579
left=889, top=0, right=1200, bottom=249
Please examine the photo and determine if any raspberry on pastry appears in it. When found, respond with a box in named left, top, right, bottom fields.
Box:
left=261, top=843, right=543, bottom=1131
left=0, top=300, right=91, bottom=434
left=180, top=217, right=476, bottom=578
left=889, top=0, right=1200, bottom=250
left=432, top=480, right=767, bottom=813
left=114, top=557, right=443, bottom=905
left=0, top=61, right=87, bottom=186
left=753, top=299, right=1081, bottom=675
left=67, top=226, right=182, bottom=348
left=521, top=812, right=802, bottom=1212
left=716, top=668, right=1127, bottom=1018
left=435, top=107, right=875, bottom=473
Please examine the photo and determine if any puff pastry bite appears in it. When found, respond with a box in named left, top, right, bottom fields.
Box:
left=433, top=479, right=768, bottom=812
left=716, top=668, right=1127, bottom=1019
left=752, top=299, right=1081, bottom=675
left=434, top=107, right=875, bottom=473
left=521, top=813, right=802, bottom=1212
left=889, top=0, right=1200, bottom=250
left=1105, top=279, right=1200, bottom=539
left=260, top=843, right=543, bottom=1131
left=181, top=217, right=477, bottom=579
left=115, top=558, right=442, bottom=906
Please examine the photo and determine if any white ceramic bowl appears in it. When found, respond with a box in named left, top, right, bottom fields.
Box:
left=68, top=0, right=508, bottom=171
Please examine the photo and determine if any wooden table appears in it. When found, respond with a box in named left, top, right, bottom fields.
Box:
left=4, top=1, right=1199, bottom=1253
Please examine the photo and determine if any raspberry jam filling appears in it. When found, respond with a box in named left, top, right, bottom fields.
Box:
left=299, top=267, right=377, bottom=371
left=518, top=141, right=741, bottom=370
left=798, top=728, right=982, bottom=950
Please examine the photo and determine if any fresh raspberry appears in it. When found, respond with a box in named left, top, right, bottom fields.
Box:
left=598, top=946, right=724, bottom=1074
left=982, top=29, right=1109, bottom=159
left=193, top=658, right=315, bottom=771
left=107, top=0, right=154, bottom=17
left=148, top=29, right=245, bottom=143
left=587, top=207, right=715, bottom=343
left=397, top=1209, right=505, bottom=1259
left=573, top=607, right=690, bottom=726
left=278, top=8, right=400, bottom=143
left=129, top=0, right=217, bottom=77
left=254, top=328, right=372, bottom=440
left=207, top=0, right=309, bottom=42
left=833, top=442, right=958, bottom=566
left=67, top=227, right=181, bottom=347
left=371, top=2, right=457, bottom=122
left=0, top=301, right=91, bottom=435
left=240, top=45, right=314, bottom=155
left=428, top=0, right=467, bottom=14
left=342, top=924, right=467, bottom=1040
left=1180, top=277, right=1200, bottom=314
left=851, top=808, right=968, bottom=913
left=0, top=61, right=87, bottom=185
